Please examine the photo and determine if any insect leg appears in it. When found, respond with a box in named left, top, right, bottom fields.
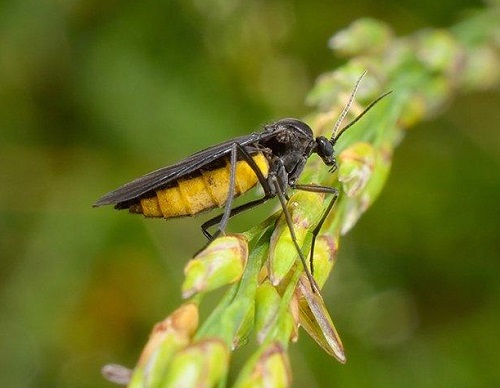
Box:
left=201, top=143, right=274, bottom=239
left=271, top=175, right=319, bottom=293
left=294, top=184, right=339, bottom=275
left=196, top=196, right=272, bottom=257
left=201, top=196, right=272, bottom=239
left=235, top=144, right=273, bottom=196
left=209, top=142, right=239, bottom=241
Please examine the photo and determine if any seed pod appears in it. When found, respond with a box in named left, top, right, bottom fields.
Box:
left=182, top=235, right=248, bottom=298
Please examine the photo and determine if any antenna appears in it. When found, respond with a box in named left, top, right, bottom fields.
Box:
left=330, top=72, right=392, bottom=144
left=330, top=71, right=367, bottom=143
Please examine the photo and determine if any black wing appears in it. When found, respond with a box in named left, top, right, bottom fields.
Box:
left=94, top=130, right=281, bottom=208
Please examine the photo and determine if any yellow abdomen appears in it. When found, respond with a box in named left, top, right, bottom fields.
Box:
left=131, top=153, right=269, bottom=218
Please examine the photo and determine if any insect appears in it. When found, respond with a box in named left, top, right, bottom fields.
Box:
left=94, top=73, right=390, bottom=291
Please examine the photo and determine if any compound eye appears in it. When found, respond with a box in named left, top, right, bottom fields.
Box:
left=317, top=137, right=333, bottom=157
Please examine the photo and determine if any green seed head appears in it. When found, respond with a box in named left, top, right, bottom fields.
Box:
left=182, top=235, right=248, bottom=298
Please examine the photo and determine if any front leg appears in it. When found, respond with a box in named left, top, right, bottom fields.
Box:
left=293, top=184, right=339, bottom=275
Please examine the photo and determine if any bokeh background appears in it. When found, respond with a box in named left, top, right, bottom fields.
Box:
left=1, top=0, right=499, bottom=387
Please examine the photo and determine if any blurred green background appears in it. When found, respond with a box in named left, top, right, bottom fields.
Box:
left=1, top=0, right=499, bottom=387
